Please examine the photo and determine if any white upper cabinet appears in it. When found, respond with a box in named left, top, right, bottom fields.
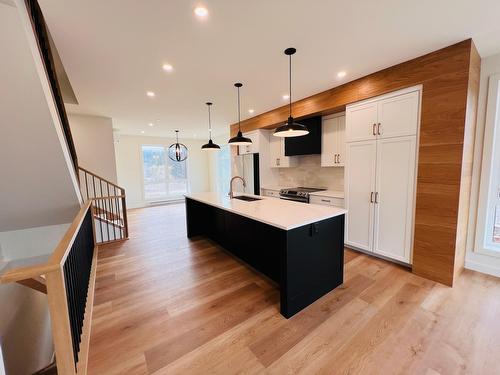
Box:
left=321, top=114, right=345, bottom=167
left=346, top=88, right=420, bottom=143
left=238, top=130, right=260, bottom=155
left=346, top=102, right=378, bottom=142
left=377, top=91, right=419, bottom=139
left=269, top=134, right=297, bottom=168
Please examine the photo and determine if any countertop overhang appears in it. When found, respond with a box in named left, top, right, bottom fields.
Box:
left=185, top=192, right=347, bottom=230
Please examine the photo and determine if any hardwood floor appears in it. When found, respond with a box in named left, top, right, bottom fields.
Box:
left=88, top=203, right=500, bottom=374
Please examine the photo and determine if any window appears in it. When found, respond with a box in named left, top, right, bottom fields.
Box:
left=216, top=145, right=231, bottom=195
left=476, top=74, right=500, bottom=254
left=142, top=145, right=188, bottom=200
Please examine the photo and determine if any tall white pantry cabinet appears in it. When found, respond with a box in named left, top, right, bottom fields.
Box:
left=345, top=87, right=420, bottom=264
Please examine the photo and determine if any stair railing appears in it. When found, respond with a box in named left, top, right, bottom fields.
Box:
left=78, top=167, right=129, bottom=244
left=0, top=201, right=97, bottom=374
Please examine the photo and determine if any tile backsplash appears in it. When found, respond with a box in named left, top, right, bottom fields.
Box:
left=278, top=155, right=344, bottom=190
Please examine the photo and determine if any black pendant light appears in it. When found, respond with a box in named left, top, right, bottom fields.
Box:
left=273, top=48, right=309, bottom=137
left=168, top=130, right=188, bottom=162
left=201, top=102, right=220, bottom=151
left=228, top=83, right=252, bottom=146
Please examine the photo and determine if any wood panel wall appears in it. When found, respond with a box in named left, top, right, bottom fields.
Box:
left=230, top=39, right=480, bottom=286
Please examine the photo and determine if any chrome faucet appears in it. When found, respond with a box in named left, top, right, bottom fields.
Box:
left=229, top=176, right=246, bottom=199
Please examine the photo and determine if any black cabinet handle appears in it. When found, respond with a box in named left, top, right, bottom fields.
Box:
left=321, top=199, right=331, bottom=203
left=372, top=123, right=377, bottom=136
left=370, top=192, right=374, bottom=203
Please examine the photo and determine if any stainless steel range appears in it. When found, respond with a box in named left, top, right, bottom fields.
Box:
left=279, top=187, right=327, bottom=203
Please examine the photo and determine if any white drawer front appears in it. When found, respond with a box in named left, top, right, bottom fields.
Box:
left=310, top=195, right=344, bottom=207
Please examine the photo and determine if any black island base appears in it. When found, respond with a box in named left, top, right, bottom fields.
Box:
left=185, top=197, right=345, bottom=318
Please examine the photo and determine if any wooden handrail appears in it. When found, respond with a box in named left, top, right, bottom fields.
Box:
left=78, top=167, right=129, bottom=243
left=49, top=200, right=92, bottom=266
left=0, top=201, right=92, bottom=284
left=78, top=167, right=124, bottom=192
left=1, top=199, right=97, bottom=374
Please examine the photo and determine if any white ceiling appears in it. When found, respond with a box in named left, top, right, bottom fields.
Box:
left=39, top=0, right=500, bottom=139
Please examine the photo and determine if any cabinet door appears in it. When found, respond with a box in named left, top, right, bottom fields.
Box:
left=269, top=135, right=282, bottom=167
left=345, top=141, right=377, bottom=251
left=238, top=131, right=259, bottom=154
left=269, top=135, right=296, bottom=168
left=335, top=115, right=346, bottom=166
left=377, top=91, right=419, bottom=139
left=373, top=136, right=416, bottom=263
left=321, top=117, right=337, bottom=167
left=346, top=102, right=378, bottom=142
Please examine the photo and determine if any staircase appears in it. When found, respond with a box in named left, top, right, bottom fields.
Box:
left=78, top=167, right=129, bottom=244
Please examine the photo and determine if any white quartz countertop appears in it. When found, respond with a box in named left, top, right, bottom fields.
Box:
left=309, top=190, right=345, bottom=199
left=185, top=192, right=347, bottom=230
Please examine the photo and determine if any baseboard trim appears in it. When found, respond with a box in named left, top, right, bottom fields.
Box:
left=465, top=260, right=500, bottom=278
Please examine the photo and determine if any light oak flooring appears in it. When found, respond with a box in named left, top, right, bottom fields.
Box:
left=88, top=203, right=500, bottom=374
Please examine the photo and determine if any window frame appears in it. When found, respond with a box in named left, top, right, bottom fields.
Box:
left=140, top=144, right=190, bottom=202
left=475, top=74, right=500, bottom=256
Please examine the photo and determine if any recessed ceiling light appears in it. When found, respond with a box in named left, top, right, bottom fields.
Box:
left=162, top=64, right=173, bottom=72
left=141, top=130, right=145, bottom=134
left=148, top=123, right=154, bottom=127
left=337, top=71, right=346, bottom=78
left=146, top=91, right=155, bottom=97
left=248, top=109, right=255, bottom=114
left=194, top=6, right=208, bottom=18
left=283, top=94, right=290, bottom=100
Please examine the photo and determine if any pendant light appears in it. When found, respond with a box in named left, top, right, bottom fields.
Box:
left=168, top=130, right=188, bottom=162
left=201, top=102, right=220, bottom=151
left=228, top=83, right=252, bottom=146
left=273, top=48, right=309, bottom=137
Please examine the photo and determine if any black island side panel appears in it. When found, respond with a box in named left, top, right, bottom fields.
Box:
left=280, top=214, right=345, bottom=318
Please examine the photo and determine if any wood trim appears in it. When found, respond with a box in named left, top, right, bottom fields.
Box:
left=16, top=276, right=47, bottom=294
left=76, top=246, right=98, bottom=375
left=91, top=195, right=126, bottom=200
left=93, top=215, right=125, bottom=230
left=50, top=201, right=92, bottom=266
left=45, top=267, right=76, bottom=375
left=230, top=40, right=474, bottom=134
left=78, top=167, right=124, bottom=192
left=230, top=39, right=480, bottom=286
left=1, top=262, right=58, bottom=284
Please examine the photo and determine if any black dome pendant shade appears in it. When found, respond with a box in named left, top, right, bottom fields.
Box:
left=168, top=130, right=188, bottom=162
left=228, top=83, right=252, bottom=146
left=274, top=48, right=309, bottom=138
left=201, top=102, right=221, bottom=151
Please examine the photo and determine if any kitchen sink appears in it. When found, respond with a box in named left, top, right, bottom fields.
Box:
left=232, top=195, right=262, bottom=202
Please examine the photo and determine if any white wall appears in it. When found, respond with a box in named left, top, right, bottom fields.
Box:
left=0, top=284, right=53, bottom=375
left=115, top=134, right=210, bottom=208
left=0, top=223, right=72, bottom=375
left=466, top=52, right=500, bottom=277
left=0, top=223, right=69, bottom=262
left=0, top=2, right=81, bottom=232
left=69, top=114, right=117, bottom=183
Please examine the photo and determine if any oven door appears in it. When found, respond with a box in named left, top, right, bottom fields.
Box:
left=279, top=194, right=309, bottom=203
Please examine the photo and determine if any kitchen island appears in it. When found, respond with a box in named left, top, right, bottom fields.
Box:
left=185, top=192, right=346, bottom=318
